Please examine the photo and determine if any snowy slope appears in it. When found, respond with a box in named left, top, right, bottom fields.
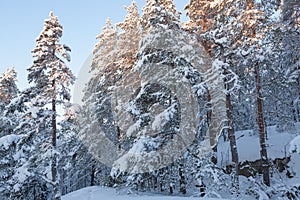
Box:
left=218, top=124, right=300, bottom=166
left=62, top=186, right=227, bottom=200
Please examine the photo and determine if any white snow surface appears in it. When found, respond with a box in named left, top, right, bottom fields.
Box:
left=62, top=186, right=227, bottom=200
left=218, top=124, right=300, bottom=166
left=289, top=135, right=300, bottom=154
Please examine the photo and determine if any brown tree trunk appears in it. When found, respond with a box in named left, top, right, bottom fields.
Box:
left=226, top=91, right=240, bottom=192
left=51, top=79, right=59, bottom=200
left=255, top=64, right=270, bottom=186
left=247, top=0, right=270, bottom=187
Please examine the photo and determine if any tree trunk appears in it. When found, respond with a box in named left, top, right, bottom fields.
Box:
left=51, top=79, right=59, bottom=200
left=91, top=164, right=95, bottom=186
left=247, top=0, right=270, bottom=187
left=178, top=159, right=187, bottom=194
left=255, top=64, right=270, bottom=186
left=226, top=91, right=240, bottom=193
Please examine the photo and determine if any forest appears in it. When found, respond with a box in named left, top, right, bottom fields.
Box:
left=0, top=0, right=299, bottom=199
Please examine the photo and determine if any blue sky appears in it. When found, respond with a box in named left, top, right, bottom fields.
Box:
left=0, top=0, right=188, bottom=90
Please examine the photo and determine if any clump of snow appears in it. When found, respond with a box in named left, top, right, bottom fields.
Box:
left=0, top=134, right=25, bottom=151
left=28, top=106, right=39, bottom=118
left=126, top=119, right=142, bottom=137
left=289, top=135, right=300, bottom=154
left=12, top=163, right=31, bottom=191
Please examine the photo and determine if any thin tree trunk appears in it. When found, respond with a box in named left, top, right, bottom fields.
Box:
left=226, top=92, right=240, bottom=193
left=51, top=79, right=59, bottom=200
left=219, top=44, right=240, bottom=192
left=247, top=0, right=270, bottom=187
left=91, top=164, right=95, bottom=186
left=255, top=64, right=270, bottom=186
left=178, top=159, right=187, bottom=194
left=207, top=92, right=212, bottom=140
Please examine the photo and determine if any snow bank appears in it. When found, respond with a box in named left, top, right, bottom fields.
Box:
left=289, top=135, right=300, bottom=154
left=62, top=186, right=227, bottom=200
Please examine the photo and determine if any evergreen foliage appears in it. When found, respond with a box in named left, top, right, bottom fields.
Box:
left=0, top=1, right=299, bottom=199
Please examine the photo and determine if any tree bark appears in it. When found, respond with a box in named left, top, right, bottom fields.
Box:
left=255, top=64, right=270, bottom=186
left=247, top=0, right=270, bottom=187
left=226, top=91, right=240, bottom=192
left=91, top=164, right=95, bottom=186
left=51, top=78, right=59, bottom=200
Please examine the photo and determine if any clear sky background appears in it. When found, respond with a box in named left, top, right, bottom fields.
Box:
left=0, top=0, right=188, bottom=91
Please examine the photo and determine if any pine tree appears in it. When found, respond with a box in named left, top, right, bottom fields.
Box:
left=140, top=0, right=180, bottom=31
left=116, top=1, right=140, bottom=70
left=0, top=67, right=18, bottom=105
left=27, top=11, right=75, bottom=199
left=0, top=86, right=56, bottom=200
left=184, top=0, right=277, bottom=193
left=276, top=0, right=300, bottom=126
left=111, top=2, right=211, bottom=195
left=91, top=18, right=117, bottom=71
left=0, top=67, right=18, bottom=137
left=242, top=0, right=270, bottom=186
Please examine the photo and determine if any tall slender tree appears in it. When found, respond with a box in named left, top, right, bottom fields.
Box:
left=224, top=0, right=271, bottom=186
left=246, top=0, right=270, bottom=186
left=28, top=11, right=75, bottom=199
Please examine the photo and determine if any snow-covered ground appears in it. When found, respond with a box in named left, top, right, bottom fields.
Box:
left=2, top=124, right=300, bottom=200
left=218, top=124, right=300, bottom=165
left=60, top=124, right=300, bottom=200
left=62, top=186, right=228, bottom=200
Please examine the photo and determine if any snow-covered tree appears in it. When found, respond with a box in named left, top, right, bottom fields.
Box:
left=0, top=85, right=57, bottom=200
left=80, top=16, right=121, bottom=192
left=91, top=18, right=117, bottom=72
left=0, top=67, right=19, bottom=137
left=116, top=1, right=140, bottom=70
left=27, top=11, right=75, bottom=200
left=272, top=0, right=300, bottom=127
left=0, top=67, right=18, bottom=105
left=237, top=0, right=272, bottom=186
left=185, top=0, right=242, bottom=192
left=140, top=0, right=180, bottom=31
left=58, top=103, right=113, bottom=195
left=110, top=2, right=216, bottom=196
